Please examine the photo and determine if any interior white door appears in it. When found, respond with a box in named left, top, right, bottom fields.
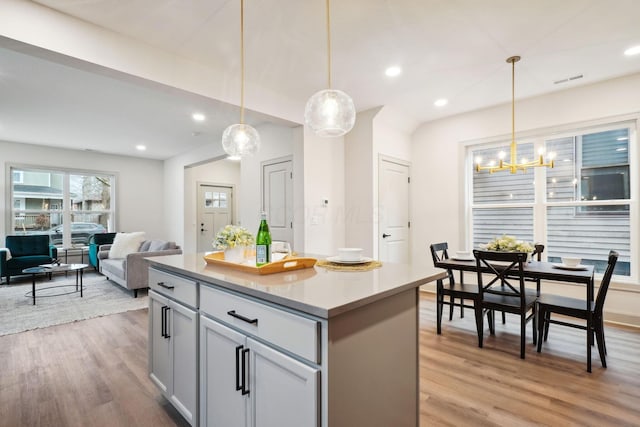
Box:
left=262, top=159, right=293, bottom=244
left=378, top=158, right=410, bottom=263
left=197, top=184, right=233, bottom=252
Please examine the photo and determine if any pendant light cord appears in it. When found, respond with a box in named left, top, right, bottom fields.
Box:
left=326, top=0, right=332, bottom=89
left=511, top=57, right=515, bottom=145
left=240, top=0, right=246, bottom=124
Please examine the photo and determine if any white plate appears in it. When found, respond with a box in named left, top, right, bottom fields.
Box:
left=326, top=256, right=373, bottom=265
left=552, top=263, right=589, bottom=271
left=451, top=256, right=474, bottom=261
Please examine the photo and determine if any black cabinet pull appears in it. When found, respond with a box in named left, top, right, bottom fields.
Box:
left=227, top=310, right=258, bottom=325
left=160, top=306, right=166, bottom=337
left=161, top=306, right=171, bottom=338
left=235, top=345, right=243, bottom=391
left=157, top=281, right=175, bottom=290
left=241, top=347, right=250, bottom=395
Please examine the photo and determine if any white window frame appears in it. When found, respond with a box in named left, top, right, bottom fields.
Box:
left=464, top=116, right=638, bottom=284
left=7, top=164, right=118, bottom=247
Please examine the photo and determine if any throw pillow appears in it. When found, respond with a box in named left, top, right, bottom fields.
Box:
left=148, top=240, right=170, bottom=252
left=108, top=232, right=146, bottom=259
left=139, top=240, right=152, bottom=252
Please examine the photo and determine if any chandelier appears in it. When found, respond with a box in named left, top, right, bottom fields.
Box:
left=475, top=56, right=555, bottom=174
left=221, top=0, right=260, bottom=157
left=304, top=0, right=356, bottom=137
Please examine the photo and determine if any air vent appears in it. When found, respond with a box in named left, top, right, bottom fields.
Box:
left=554, top=74, right=583, bottom=85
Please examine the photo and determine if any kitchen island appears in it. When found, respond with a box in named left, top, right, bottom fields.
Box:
left=147, top=253, right=445, bottom=427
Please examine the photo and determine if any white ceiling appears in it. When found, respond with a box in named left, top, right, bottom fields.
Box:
left=2, top=0, right=640, bottom=159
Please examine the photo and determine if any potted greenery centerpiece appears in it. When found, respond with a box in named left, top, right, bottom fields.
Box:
left=213, top=225, right=255, bottom=263
left=480, top=235, right=534, bottom=261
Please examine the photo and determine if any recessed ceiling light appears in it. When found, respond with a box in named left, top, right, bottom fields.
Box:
left=136, top=145, right=147, bottom=151
left=385, top=66, right=402, bottom=77
left=434, top=98, right=448, bottom=107
left=192, top=113, right=206, bottom=122
left=624, top=45, right=640, bottom=56
left=227, top=155, right=241, bottom=161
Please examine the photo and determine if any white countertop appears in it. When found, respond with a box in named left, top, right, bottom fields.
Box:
left=147, top=253, right=445, bottom=319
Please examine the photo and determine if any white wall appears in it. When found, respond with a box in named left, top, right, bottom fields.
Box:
left=303, top=128, right=345, bottom=255
left=238, top=123, right=297, bottom=236
left=344, top=107, right=413, bottom=258
left=164, top=122, right=299, bottom=253
left=411, top=72, right=640, bottom=324
left=344, top=109, right=376, bottom=255
left=183, top=159, right=241, bottom=253
left=0, top=140, right=164, bottom=241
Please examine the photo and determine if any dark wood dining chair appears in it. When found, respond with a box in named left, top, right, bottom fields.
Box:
left=474, top=250, right=537, bottom=359
left=430, top=242, right=483, bottom=346
left=536, top=250, right=618, bottom=372
left=498, top=243, right=545, bottom=325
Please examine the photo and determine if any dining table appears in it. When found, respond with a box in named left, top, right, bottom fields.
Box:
left=434, top=257, right=597, bottom=367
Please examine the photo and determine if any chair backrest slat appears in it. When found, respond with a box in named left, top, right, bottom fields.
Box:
left=473, top=250, right=527, bottom=304
left=430, top=242, right=455, bottom=285
left=595, top=250, right=618, bottom=316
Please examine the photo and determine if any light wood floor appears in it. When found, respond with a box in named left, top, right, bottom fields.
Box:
left=1, top=292, right=639, bottom=426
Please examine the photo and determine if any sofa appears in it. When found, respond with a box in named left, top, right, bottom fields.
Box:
left=1, top=235, right=58, bottom=284
left=88, top=232, right=117, bottom=270
left=99, top=237, right=182, bottom=297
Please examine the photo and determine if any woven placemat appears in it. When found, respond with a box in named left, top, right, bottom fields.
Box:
left=316, top=259, right=383, bottom=271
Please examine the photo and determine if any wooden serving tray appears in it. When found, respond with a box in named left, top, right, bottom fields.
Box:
left=203, top=252, right=317, bottom=275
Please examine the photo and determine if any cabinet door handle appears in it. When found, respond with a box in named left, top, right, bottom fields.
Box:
left=235, top=345, right=243, bottom=391
left=162, top=306, right=171, bottom=338
left=160, top=306, right=166, bottom=337
left=241, top=347, right=250, bottom=396
left=227, top=310, right=258, bottom=325
left=160, top=306, right=165, bottom=338
left=157, top=281, right=175, bottom=290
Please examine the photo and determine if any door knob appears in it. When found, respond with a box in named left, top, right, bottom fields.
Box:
left=382, top=233, right=391, bottom=238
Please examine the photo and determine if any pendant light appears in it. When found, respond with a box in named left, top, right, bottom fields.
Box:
left=222, top=0, right=260, bottom=157
left=304, top=0, right=356, bottom=137
left=475, top=56, right=555, bottom=174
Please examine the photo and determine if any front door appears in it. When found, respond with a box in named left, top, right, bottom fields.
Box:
left=378, top=157, right=410, bottom=262
left=197, top=184, right=233, bottom=252
left=262, top=158, right=293, bottom=244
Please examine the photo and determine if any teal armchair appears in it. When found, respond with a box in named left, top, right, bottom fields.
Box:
left=88, top=232, right=117, bottom=270
left=1, top=235, right=58, bottom=284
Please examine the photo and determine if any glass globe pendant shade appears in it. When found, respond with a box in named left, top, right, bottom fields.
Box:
left=221, top=123, right=261, bottom=157
left=304, top=89, right=356, bottom=137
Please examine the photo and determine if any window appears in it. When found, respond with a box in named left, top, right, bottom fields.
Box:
left=469, top=123, right=634, bottom=280
left=204, top=191, right=228, bottom=208
left=12, top=170, right=24, bottom=184
left=10, top=166, right=115, bottom=248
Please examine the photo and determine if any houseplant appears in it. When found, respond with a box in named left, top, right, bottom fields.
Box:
left=213, top=225, right=255, bottom=263
left=480, top=235, right=534, bottom=260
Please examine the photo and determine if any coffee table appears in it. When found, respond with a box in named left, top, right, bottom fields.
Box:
left=22, top=263, right=89, bottom=305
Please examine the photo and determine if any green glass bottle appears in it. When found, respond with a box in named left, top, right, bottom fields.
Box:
left=255, top=211, right=272, bottom=266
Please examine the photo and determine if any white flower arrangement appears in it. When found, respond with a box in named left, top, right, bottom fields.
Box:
left=213, top=225, right=255, bottom=250
left=480, top=235, right=533, bottom=253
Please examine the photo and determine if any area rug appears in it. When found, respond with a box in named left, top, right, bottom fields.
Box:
left=0, top=273, right=148, bottom=336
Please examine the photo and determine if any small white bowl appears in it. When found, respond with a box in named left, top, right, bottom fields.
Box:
left=562, top=257, right=581, bottom=267
left=456, top=251, right=472, bottom=259
left=337, top=247, right=363, bottom=262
